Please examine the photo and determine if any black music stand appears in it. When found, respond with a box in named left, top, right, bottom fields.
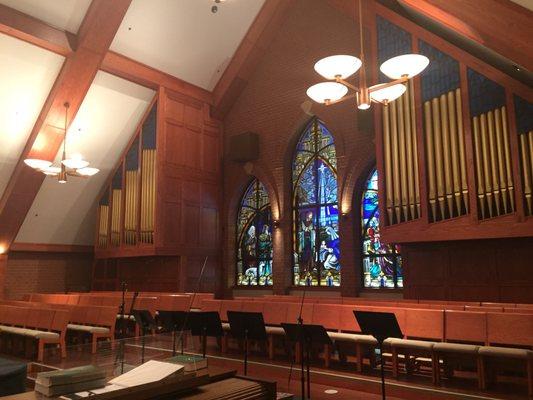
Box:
left=354, top=311, right=404, bottom=400
left=158, top=311, right=190, bottom=356
left=227, top=311, right=268, bottom=376
left=132, top=309, right=157, bottom=363
left=282, top=323, right=332, bottom=399
left=189, top=311, right=224, bottom=358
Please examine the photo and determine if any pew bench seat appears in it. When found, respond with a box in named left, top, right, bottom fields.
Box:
left=478, top=346, right=533, bottom=396
left=0, top=326, right=59, bottom=340
left=67, top=324, right=110, bottom=334
left=390, top=339, right=437, bottom=383
left=433, top=343, right=481, bottom=387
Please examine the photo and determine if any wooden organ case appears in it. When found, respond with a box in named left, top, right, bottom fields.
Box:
left=373, top=6, right=533, bottom=245
left=93, top=87, right=222, bottom=292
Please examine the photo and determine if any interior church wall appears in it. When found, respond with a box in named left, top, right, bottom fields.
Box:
left=221, top=0, right=533, bottom=302
left=5, top=251, right=93, bottom=299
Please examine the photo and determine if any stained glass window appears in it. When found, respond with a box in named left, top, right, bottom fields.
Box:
left=236, top=179, right=273, bottom=286
left=293, top=119, right=340, bottom=287
left=361, top=169, right=402, bottom=288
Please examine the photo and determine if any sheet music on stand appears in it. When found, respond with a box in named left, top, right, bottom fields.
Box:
left=60, top=360, right=185, bottom=399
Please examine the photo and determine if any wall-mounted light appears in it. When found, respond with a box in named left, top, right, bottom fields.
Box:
left=272, top=220, right=280, bottom=229
left=341, top=212, right=349, bottom=220
left=0, top=245, right=6, bottom=255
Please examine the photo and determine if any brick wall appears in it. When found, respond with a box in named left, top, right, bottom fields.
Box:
left=222, top=0, right=377, bottom=297
left=5, top=251, right=93, bottom=299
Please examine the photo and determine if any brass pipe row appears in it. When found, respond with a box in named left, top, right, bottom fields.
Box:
left=124, top=170, right=138, bottom=245
left=471, top=106, right=514, bottom=219
left=111, top=189, right=122, bottom=246
left=140, top=149, right=156, bottom=244
left=423, top=88, right=468, bottom=221
left=382, top=81, right=419, bottom=224
left=98, top=205, right=109, bottom=247
left=519, top=130, right=533, bottom=215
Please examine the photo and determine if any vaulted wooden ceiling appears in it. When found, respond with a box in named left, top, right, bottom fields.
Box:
left=0, top=0, right=530, bottom=252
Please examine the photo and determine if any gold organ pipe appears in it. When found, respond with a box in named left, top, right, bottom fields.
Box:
left=472, top=117, right=486, bottom=219
left=455, top=89, right=468, bottom=213
left=528, top=131, right=533, bottom=214
left=140, top=153, right=144, bottom=242
left=432, top=98, right=445, bottom=219
left=479, top=114, right=493, bottom=217
left=404, top=86, right=415, bottom=220
left=397, top=93, right=409, bottom=221
left=501, top=107, right=515, bottom=212
left=409, top=81, right=420, bottom=217
left=447, top=91, right=462, bottom=215
left=149, top=151, right=153, bottom=242
left=486, top=111, right=501, bottom=216
left=494, top=109, right=508, bottom=214
left=390, top=101, right=396, bottom=223
left=424, top=101, right=437, bottom=221
left=520, top=133, right=532, bottom=215
left=439, top=94, right=454, bottom=218
left=383, top=106, right=394, bottom=224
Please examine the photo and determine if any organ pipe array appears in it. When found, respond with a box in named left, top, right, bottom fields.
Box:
left=140, top=148, right=156, bottom=244
left=95, top=102, right=157, bottom=249
left=519, top=131, right=533, bottom=215
left=382, top=80, right=420, bottom=225
left=423, top=89, right=468, bottom=221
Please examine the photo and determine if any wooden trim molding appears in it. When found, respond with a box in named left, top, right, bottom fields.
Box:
left=397, top=0, right=533, bottom=72
left=0, top=3, right=75, bottom=56
left=10, top=243, right=94, bottom=254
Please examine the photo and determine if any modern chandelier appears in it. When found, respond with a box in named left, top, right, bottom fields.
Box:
left=306, top=0, right=429, bottom=109
left=24, top=102, right=99, bottom=183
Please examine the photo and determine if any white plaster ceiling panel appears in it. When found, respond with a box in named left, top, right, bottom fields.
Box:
left=0, top=0, right=91, bottom=33
left=15, top=71, right=154, bottom=245
left=0, top=33, right=64, bottom=198
left=110, top=0, right=266, bottom=90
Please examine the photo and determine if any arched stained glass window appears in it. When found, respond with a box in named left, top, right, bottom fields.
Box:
left=292, top=119, right=340, bottom=287
left=236, top=178, right=273, bottom=286
left=361, top=169, right=402, bottom=288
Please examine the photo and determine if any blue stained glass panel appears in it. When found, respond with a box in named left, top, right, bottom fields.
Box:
left=293, top=119, right=339, bottom=286
left=236, top=179, right=273, bottom=286
left=360, top=169, right=402, bottom=289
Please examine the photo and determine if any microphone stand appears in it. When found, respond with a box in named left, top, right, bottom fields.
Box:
left=175, top=256, right=208, bottom=357
left=114, top=282, right=127, bottom=374
left=288, top=268, right=310, bottom=400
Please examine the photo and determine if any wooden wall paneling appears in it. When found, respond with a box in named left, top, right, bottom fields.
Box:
left=506, top=92, right=526, bottom=221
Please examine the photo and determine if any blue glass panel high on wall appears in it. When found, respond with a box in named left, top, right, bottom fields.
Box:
left=293, top=119, right=340, bottom=287
left=467, top=69, right=514, bottom=219
left=377, top=16, right=411, bottom=82
left=515, top=95, right=533, bottom=216
left=360, top=169, right=402, bottom=289
left=236, top=179, right=273, bottom=286
left=419, top=41, right=468, bottom=222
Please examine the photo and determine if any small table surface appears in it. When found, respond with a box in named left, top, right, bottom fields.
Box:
left=1, top=366, right=236, bottom=400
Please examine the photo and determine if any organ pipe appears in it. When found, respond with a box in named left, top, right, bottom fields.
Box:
left=141, top=149, right=156, bottom=244
left=111, top=189, right=122, bottom=246
left=520, top=131, right=533, bottom=215
left=98, top=205, right=109, bottom=247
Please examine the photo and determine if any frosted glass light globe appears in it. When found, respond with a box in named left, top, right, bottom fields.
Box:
left=370, top=83, right=407, bottom=103
left=380, top=54, right=429, bottom=79
left=77, top=167, right=100, bottom=176
left=314, top=55, right=362, bottom=80
left=41, top=166, right=61, bottom=176
left=62, top=154, right=89, bottom=169
left=306, top=82, right=348, bottom=104
left=24, top=159, right=52, bottom=170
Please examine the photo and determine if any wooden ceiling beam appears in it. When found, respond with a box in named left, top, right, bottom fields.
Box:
left=0, top=3, right=75, bottom=56
left=212, top=0, right=293, bottom=119
left=397, top=0, right=533, bottom=72
left=0, top=0, right=132, bottom=253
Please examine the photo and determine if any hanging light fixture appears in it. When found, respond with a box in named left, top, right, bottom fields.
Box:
left=24, top=102, right=99, bottom=182
left=306, top=0, right=429, bottom=109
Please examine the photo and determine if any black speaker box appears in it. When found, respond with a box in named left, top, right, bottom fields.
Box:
left=227, top=132, right=259, bottom=162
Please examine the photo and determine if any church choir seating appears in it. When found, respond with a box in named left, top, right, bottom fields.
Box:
left=203, top=297, right=533, bottom=395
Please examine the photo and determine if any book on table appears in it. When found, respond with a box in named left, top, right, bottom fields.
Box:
left=35, top=378, right=107, bottom=397
left=165, top=354, right=208, bottom=372
left=36, top=365, right=105, bottom=387
left=59, top=360, right=186, bottom=399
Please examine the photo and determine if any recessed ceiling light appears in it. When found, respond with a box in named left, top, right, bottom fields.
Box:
left=324, top=389, right=338, bottom=394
